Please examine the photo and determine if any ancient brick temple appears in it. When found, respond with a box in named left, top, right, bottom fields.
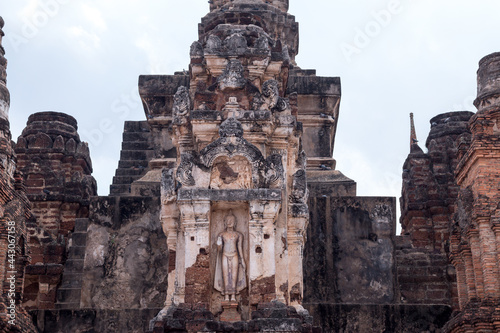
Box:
left=1, top=1, right=500, bottom=332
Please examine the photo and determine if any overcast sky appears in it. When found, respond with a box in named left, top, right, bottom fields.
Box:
left=1, top=0, right=500, bottom=232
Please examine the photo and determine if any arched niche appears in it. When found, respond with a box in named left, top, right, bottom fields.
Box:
left=209, top=155, right=252, bottom=190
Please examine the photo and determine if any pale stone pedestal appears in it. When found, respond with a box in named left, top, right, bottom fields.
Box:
left=220, top=301, right=241, bottom=322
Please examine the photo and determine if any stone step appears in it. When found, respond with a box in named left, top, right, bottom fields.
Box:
left=71, top=233, right=87, bottom=247
left=55, top=302, right=80, bottom=310
left=63, top=259, right=84, bottom=272
left=59, top=277, right=83, bottom=289
left=113, top=175, right=135, bottom=185
left=123, top=132, right=151, bottom=142
left=121, top=141, right=152, bottom=151
left=74, top=218, right=89, bottom=232
left=124, top=120, right=150, bottom=133
left=120, top=150, right=154, bottom=161
left=115, top=168, right=148, bottom=177
left=56, top=289, right=82, bottom=304
left=112, top=175, right=145, bottom=185
left=118, top=160, right=149, bottom=169
left=110, top=184, right=131, bottom=195
left=67, top=246, right=86, bottom=259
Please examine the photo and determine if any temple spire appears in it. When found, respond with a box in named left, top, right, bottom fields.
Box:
left=410, top=113, right=418, bottom=147
left=409, top=113, right=423, bottom=153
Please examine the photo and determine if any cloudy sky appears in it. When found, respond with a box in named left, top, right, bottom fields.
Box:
left=1, top=0, right=500, bottom=231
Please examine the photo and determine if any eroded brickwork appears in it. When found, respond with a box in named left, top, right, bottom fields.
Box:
left=400, top=111, right=473, bottom=251
left=398, top=111, right=472, bottom=309
left=0, top=17, right=37, bottom=333
left=14, top=112, right=96, bottom=310
left=445, top=52, right=500, bottom=333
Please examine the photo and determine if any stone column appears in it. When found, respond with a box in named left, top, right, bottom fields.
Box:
left=462, top=248, right=477, bottom=302
left=287, top=216, right=307, bottom=306
left=248, top=200, right=280, bottom=304
left=468, top=229, right=485, bottom=299
left=452, top=257, right=468, bottom=309
left=175, top=199, right=211, bottom=305
left=477, top=217, right=500, bottom=299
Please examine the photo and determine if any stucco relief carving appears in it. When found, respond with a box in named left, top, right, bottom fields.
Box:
left=296, top=150, right=307, bottom=170
left=263, top=154, right=284, bottom=187
left=200, top=118, right=263, bottom=185
left=173, top=86, right=191, bottom=125
left=255, top=36, right=270, bottom=52
left=224, top=32, right=248, bottom=55
left=176, top=153, right=196, bottom=187
left=161, top=168, right=177, bottom=203
left=291, top=170, right=307, bottom=204
left=218, top=60, right=247, bottom=91
left=190, top=41, right=204, bottom=57
left=254, top=79, right=289, bottom=112
left=210, top=156, right=252, bottom=190
left=370, top=204, right=392, bottom=223
left=205, top=35, right=222, bottom=53
left=199, top=118, right=284, bottom=188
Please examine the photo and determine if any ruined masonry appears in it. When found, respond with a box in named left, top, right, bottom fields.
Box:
left=1, top=1, right=500, bottom=332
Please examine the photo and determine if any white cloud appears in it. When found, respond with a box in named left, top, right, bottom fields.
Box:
left=67, top=25, right=101, bottom=50
left=17, top=0, right=39, bottom=21
left=135, top=36, right=167, bottom=74
left=80, top=3, right=107, bottom=32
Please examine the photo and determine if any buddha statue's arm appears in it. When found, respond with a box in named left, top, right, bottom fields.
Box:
left=237, top=233, right=246, bottom=270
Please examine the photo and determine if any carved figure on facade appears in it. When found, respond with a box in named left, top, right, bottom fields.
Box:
left=290, top=169, right=308, bottom=217
left=190, top=41, right=204, bottom=57
left=176, top=152, right=196, bottom=187
left=214, top=211, right=247, bottom=301
left=296, top=150, right=307, bottom=170
left=224, top=32, right=248, bottom=55
left=254, top=79, right=289, bottom=112
left=210, top=156, right=252, bottom=190
left=262, top=154, right=284, bottom=187
left=205, top=35, right=222, bottom=54
left=161, top=168, right=177, bottom=203
left=255, top=36, right=270, bottom=53
left=218, top=60, right=247, bottom=91
left=291, top=169, right=308, bottom=204
left=370, top=204, right=392, bottom=223
left=200, top=118, right=286, bottom=189
left=200, top=118, right=264, bottom=186
left=173, top=86, right=191, bottom=125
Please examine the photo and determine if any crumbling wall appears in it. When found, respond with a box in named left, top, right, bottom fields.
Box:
left=0, top=17, right=37, bottom=332
left=80, top=196, right=168, bottom=310
left=398, top=111, right=472, bottom=309
left=15, top=112, right=96, bottom=310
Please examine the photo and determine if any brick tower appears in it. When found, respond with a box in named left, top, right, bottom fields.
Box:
left=446, top=53, right=500, bottom=332
left=0, top=17, right=38, bottom=333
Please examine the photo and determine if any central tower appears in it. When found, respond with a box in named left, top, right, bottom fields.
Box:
left=141, top=0, right=345, bottom=330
